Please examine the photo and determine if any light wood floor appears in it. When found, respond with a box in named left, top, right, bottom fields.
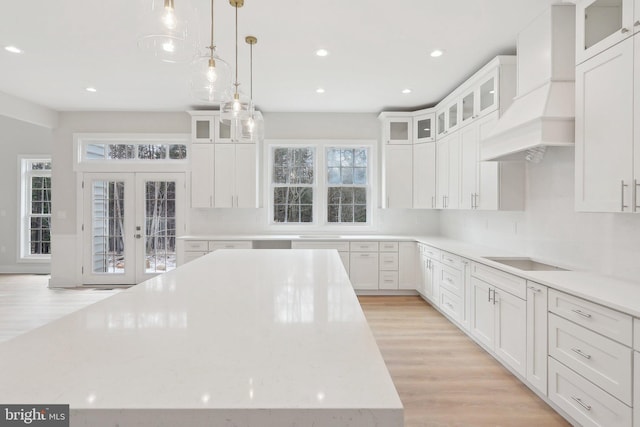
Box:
left=359, top=295, right=570, bottom=427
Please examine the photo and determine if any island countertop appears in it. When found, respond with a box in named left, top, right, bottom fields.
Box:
left=0, top=250, right=403, bottom=427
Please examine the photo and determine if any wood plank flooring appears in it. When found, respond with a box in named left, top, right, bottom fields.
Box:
left=359, top=295, right=570, bottom=427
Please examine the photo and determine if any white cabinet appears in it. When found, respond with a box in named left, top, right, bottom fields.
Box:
left=383, top=144, right=413, bottom=208
left=349, top=252, right=379, bottom=290
left=436, top=108, right=448, bottom=138
left=447, top=100, right=460, bottom=133
left=413, top=112, right=435, bottom=143
left=214, top=144, right=258, bottom=208
left=576, top=0, right=635, bottom=64
left=470, top=265, right=527, bottom=377
left=436, top=133, right=460, bottom=209
left=190, top=112, right=232, bottom=143
left=413, top=142, right=437, bottom=209
left=379, top=113, right=413, bottom=145
left=526, top=282, right=548, bottom=396
left=417, top=244, right=439, bottom=302
left=576, top=37, right=635, bottom=212
left=190, top=144, right=215, bottom=208
left=634, top=351, right=639, bottom=427
left=398, top=242, right=417, bottom=290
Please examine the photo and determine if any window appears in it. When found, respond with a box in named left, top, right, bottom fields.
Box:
left=85, top=143, right=187, bottom=160
left=20, top=158, right=52, bottom=260
left=327, top=148, right=368, bottom=223
left=272, top=147, right=315, bottom=223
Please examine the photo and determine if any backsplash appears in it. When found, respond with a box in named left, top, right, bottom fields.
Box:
left=439, top=147, right=640, bottom=282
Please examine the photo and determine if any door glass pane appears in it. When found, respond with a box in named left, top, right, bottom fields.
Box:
left=145, top=181, right=177, bottom=274
left=463, top=92, right=474, bottom=121
left=584, top=0, right=623, bottom=49
left=437, top=113, right=445, bottom=135
left=219, top=121, right=231, bottom=139
left=389, top=122, right=409, bottom=140
left=417, top=118, right=432, bottom=139
left=480, top=78, right=495, bottom=111
left=196, top=120, right=210, bottom=139
left=448, top=104, right=458, bottom=128
left=92, top=181, right=125, bottom=274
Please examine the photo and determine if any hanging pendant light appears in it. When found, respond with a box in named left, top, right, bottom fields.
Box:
left=244, top=35, right=264, bottom=143
left=190, top=0, right=232, bottom=103
left=220, top=0, right=252, bottom=134
left=137, top=0, right=195, bottom=63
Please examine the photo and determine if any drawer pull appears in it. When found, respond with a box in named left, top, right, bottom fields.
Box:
left=224, top=245, right=234, bottom=248
left=571, top=309, right=592, bottom=319
left=571, top=347, right=592, bottom=360
left=527, top=286, right=541, bottom=293
left=571, top=396, right=592, bottom=411
left=445, top=302, right=454, bottom=310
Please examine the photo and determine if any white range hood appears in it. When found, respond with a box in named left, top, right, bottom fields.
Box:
left=481, top=4, right=576, bottom=162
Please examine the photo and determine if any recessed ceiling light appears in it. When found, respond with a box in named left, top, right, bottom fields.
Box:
left=402, top=89, right=412, bottom=94
left=430, top=49, right=444, bottom=58
left=4, top=46, right=22, bottom=54
left=86, top=87, right=97, bottom=93
left=315, top=49, right=329, bottom=57
left=316, top=88, right=325, bottom=94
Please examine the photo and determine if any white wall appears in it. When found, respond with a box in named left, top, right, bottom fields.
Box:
left=0, top=115, right=53, bottom=273
left=439, top=147, right=640, bottom=282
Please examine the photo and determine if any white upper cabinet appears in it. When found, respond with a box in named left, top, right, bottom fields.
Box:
left=214, top=144, right=259, bottom=208
left=379, top=113, right=413, bottom=145
left=383, top=144, right=413, bottom=208
left=447, top=101, right=460, bottom=133
left=461, top=89, right=476, bottom=127
left=575, top=37, right=635, bottom=212
left=477, top=71, right=499, bottom=117
left=413, top=142, right=437, bottom=209
left=576, top=0, right=635, bottom=64
left=414, top=112, right=435, bottom=143
left=190, top=144, right=215, bottom=208
left=436, top=133, right=460, bottom=209
left=190, top=112, right=232, bottom=143
left=436, top=109, right=448, bottom=138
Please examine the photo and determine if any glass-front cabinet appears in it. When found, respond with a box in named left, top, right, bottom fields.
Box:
left=379, top=114, right=413, bottom=145
left=576, top=0, right=634, bottom=64
left=414, top=112, right=435, bottom=143
left=478, top=72, right=498, bottom=117
left=448, top=101, right=459, bottom=133
left=461, top=90, right=476, bottom=125
left=190, top=112, right=232, bottom=143
left=436, top=109, right=448, bottom=137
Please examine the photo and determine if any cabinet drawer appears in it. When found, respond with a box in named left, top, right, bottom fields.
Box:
left=420, top=245, right=440, bottom=259
left=350, top=242, right=379, bottom=252
left=208, top=241, right=253, bottom=251
left=549, top=289, right=633, bottom=346
left=379, top=271, right=399, bottom=290
left=184, top=240, right=208, bottom=251
left=439, top=264, right=464, bottom=298
left=549, top=313, right=632, bottom=405
left=440, top=252, right=465, bottom=270
left=379, top=241, right=399, bottom=252
left=184, top=251, right=208, bottom=263
left=549, top=358, right=632, bottom=427
left=439, top=288, right=463, bottom=323
left=379, top=253, right=399, bottom=271
left=471, top=262, right=526, bottom=299
left=634, top=318, right=639, bottom=351
left=292, top=241, right=350, bottom=251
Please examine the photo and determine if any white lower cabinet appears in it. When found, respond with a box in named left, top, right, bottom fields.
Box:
left=549, top=358, right=632, bottom=427
left=349, top=252, right=379, bottom=290
left=526, top=282, right=548, bottom=395
left=398, top=242, right=417, bottom=290
left=470, top=272, right=526, bottom=378
left=634, top=351, right=639, bottom=427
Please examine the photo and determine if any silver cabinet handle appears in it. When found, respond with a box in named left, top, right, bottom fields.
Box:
left=635, top=20, right=640, bottom=27
left=634, top=179, right=639, bottom=211
left=621, top=27, right=630, bottom=34
left=621, top=180, right=629, bottom=211
left=445, top=302, right=454, bottom=310
left=475, top=193, right=479, bottom=209
left=492, top=290, right=499, bottom=305
left=571, top=347, right=592, bottom=360
left=571, top=309, right=592, bottom=318
left=431, top=196, right=435, bottom=209
left=470, top=193, right=474, bottom=209
left=488, top=288, right=493, bottom=303
left=527, top=286, right=541, bottom=293
left=571, top=396, right=592, bottom=411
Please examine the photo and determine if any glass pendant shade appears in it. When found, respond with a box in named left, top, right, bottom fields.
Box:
left=220, top=90, right=252, bottom=128
left=190, top=50, right=232, bottom=103
left=137, top=0, right=196, bottom=63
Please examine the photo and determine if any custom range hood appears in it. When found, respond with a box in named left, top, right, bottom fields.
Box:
left=481, top=4, right=576, bottom=162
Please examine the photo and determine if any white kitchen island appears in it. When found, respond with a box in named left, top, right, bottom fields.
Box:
left=0, top=250, right=403, bottom=427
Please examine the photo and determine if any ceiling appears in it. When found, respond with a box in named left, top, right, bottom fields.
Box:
left=0, top=0, right=559, bottom=113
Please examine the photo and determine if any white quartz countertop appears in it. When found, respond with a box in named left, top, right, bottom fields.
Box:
left=0, top=250, right=403, bottom=427
left=178, top=234, right=416, bottom=241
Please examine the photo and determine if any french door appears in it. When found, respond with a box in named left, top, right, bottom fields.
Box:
left=82, top=173, right=185, bottom=285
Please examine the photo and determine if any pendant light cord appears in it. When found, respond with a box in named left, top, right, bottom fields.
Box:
left=234, top=3, right=239, bottom=95
left=209, top=0, right=214, bottom=55
left=249, top=42, right=253, bottom=100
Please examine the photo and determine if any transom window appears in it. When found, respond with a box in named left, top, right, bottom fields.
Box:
left=85, top=143, right=187, bottom=160
left=20, top=158, right=52, bottom=260
left=272, top=147, right=315, bottom=223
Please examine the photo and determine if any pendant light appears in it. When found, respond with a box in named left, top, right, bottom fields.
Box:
left=244, top=35, right=264, bottom=143
left=190, top=0, right=232, bottom=103
left=220, top=0, right=252, bottom=132
left=137, top=0, right=195, bottom=63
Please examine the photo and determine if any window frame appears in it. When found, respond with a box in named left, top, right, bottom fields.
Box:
left=266, top=139, right=376, bottom=231
left=326, top=147, right=370, bottom=225
left=18, top=156, right=52, bottom=262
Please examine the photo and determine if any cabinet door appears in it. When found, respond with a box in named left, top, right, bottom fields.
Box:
left=436, top=109, right=447, bottom=138
left=470, top=278, right=495, bottom=349
left=576, top=39, right=634, bottom=212
left=436, top=139, right=449, bottom=209
left=191, top=116, right=215, bottom=143
left=398, top=242, right=417, bottom=290
left=414, top=113, right=435, bottom=143
left=634, top=351, right=639, bottom=427
left=459, top=123, right=479, bottom=209
left=446, top=133, right=461, bottom=209
left=461, top=89, right=476, bottom=126
left=478, top=71, right=498, bottom=117
left=413, top=143, right=437, bottom=209
left=384, top=145, right=413, bottom=208
left=384, top=117, right=413, bottom=145
left=447, top=101, right=459, bottom=133
left=576, top=0, right=634, bottom=64
left=526, top=283, right=548, bottom=395
left=214, top=144, right=235, bottom=208
left=635, top=35, right=640, bottom=213
left=235, top=144, right=258, bottom=208
left=191, top=144, right=214, bottom=208
left=349, top=252, right=379, bottom=290
left=476, top=113, right=501, bottom=210
left=494, top=289, right=527, bottom=377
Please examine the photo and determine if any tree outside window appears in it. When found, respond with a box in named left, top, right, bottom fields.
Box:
left=21, top=158, right=52, bottom=259
left=272, top=147, right=315, bottom=223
